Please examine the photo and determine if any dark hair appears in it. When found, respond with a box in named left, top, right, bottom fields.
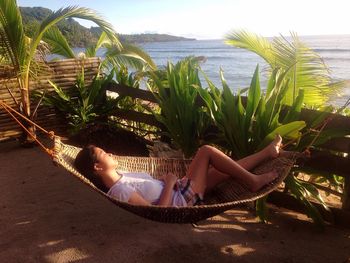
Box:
left=74, top=145, right=109, bottom=193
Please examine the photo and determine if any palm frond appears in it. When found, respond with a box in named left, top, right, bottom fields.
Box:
left=104, top=42, right=157, bottom=71
left=29, top=6, right=120, bottom=66
left=0, top=0, right=26, bottom=71
left=225, top=30, right=274, bottom=64
left=271, top=34, right=335, bottom=104
left=121, top=43, right=157, bottom=70
left=225, top=30, right=345, bottom=106
left=43, top=26, right=75, bottom=58
left=85, top=31, right=110, bottom=57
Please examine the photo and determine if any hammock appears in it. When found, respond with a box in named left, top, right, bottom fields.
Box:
left=53, top=136, right=299, bottom=223
left=1, top=100, right=300, bottom=224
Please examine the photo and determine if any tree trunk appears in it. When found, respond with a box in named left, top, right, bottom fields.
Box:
left=20, top=86, right=36, bottom=146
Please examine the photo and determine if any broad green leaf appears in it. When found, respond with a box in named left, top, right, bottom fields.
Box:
left=282, top=89, right=305, bottom=123
left=245, top=65, right=261, bottom=132
left=285, top=175, right=325, bottom=228
left=258, top=121, right=306, bottom=149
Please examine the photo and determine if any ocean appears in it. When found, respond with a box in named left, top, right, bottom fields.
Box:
left=74, top=35, right=350, bottom=107
left=139, top=35, right=350, bottom=107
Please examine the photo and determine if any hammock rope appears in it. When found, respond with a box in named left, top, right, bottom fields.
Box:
left=0, top=100, right=55, bottom=156
left=0, top=99, right=302, bottom=223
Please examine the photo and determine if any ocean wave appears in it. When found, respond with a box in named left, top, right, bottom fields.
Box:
left=322, top=57, right=350, bottom=62
left=144, top=48, right=242, bottom=53
left=313, top=48, right=350, bottom=53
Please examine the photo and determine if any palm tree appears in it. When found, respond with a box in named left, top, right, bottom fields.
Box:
left=43, top=28, right=157, bottom=71
left=0, top=0, right=119, bottom=142
left=225, top=30, right=344, bottom=106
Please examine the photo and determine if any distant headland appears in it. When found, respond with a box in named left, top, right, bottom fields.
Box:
left=20, top=6, right=195, bottom=47
left=118, top=33, right=195, bottom=44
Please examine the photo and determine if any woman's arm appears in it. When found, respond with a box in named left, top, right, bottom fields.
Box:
left=128, top=192, right=151, bottom=206
left=157, top=172, right=177, bottom=206
left=127, top=172, right=177, bottom=206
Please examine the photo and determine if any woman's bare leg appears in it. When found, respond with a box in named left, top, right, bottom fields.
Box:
left=204, top=135, right=283, bottom=192
left=205, top=166, right=230, bottom=192
left=186, top=145, right=278, bottom=195
left=237, top=135, right=282, bottom=170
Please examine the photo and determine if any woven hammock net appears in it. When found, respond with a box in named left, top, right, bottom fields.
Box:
left=53, top=137, right=299, bottom=224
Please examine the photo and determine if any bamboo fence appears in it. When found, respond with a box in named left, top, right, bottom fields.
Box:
left=0, top=57, right=101, bottom=140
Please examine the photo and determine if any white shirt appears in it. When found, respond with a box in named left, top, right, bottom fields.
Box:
left=107, top=172, right=187, bottom=206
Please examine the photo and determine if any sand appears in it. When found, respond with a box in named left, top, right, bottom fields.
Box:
left=1, top=140, right=350, bottom=263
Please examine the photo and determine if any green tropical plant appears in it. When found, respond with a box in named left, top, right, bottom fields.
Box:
left=199, top=65, right=306, bottom=159
left=33, top=69, right=117, bottom=134
left=198, top=65, right=337, bottom=227
left=0, top=0, right=118, bottom=141
left=202, top=32, right=349, bottom=226
left=284, top=173, right=331, bottom=227
left=147, top=57, right=210, bottom=158
left=114, top=65, right=141, bottom=88
left=288, top=100, right=350, bottom=222
left=225, top=30, right=345, bottom=106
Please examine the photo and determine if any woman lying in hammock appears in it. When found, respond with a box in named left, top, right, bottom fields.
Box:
left=74, top=135, right=283, bottom=207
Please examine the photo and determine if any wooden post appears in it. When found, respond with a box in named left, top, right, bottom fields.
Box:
left=343, top=179, right=350, bottom=211
left=342, top=145, right=350, bottom=211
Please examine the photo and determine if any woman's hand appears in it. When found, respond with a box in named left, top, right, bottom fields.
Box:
left=158, top=172, right=178, bottom=206
left=162, top=172, right=178, bottom=186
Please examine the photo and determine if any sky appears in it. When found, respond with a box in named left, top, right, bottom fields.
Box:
left=17, top=0, right=350, bottom=39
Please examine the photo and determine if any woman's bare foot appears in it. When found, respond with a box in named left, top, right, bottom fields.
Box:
left=267, top=134, right=283, bottom=158
left=248, top=170, right=279, bottom=192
